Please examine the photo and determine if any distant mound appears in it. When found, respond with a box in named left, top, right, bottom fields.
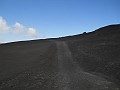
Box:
left=94, top=24, right=120, bottom=34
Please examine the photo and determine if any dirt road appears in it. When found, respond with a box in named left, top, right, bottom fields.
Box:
left=56, top=41, right=119, bottom=90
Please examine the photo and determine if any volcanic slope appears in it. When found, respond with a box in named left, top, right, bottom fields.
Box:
left=0, top=24, right=120, bottom=90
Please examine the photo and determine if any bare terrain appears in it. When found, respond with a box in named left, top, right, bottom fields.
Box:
left=0, top=24, right=120, bottom=90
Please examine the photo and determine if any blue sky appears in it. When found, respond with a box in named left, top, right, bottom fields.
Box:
left=0, top=0, right=120, bottom=43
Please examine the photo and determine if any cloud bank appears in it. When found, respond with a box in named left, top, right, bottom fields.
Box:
left=0, top=16, right=38, bottom=37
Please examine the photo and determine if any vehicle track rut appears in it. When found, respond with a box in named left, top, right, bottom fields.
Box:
left=56, top=41, right=119, bottom=90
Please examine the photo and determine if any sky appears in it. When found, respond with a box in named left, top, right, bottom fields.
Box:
left=0, top=0, right=120, bottom=43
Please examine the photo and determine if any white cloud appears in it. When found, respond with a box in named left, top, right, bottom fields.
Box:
left=0, top=16, right=38, bottom=41
left=13, top=22, right=25, bottom=33
left=0, top=16, right=10, bottom=33
left=27, top=28, right=37, bottom=37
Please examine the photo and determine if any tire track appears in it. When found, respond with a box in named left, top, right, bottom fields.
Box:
left=56, top=41, right=119, bottom=90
